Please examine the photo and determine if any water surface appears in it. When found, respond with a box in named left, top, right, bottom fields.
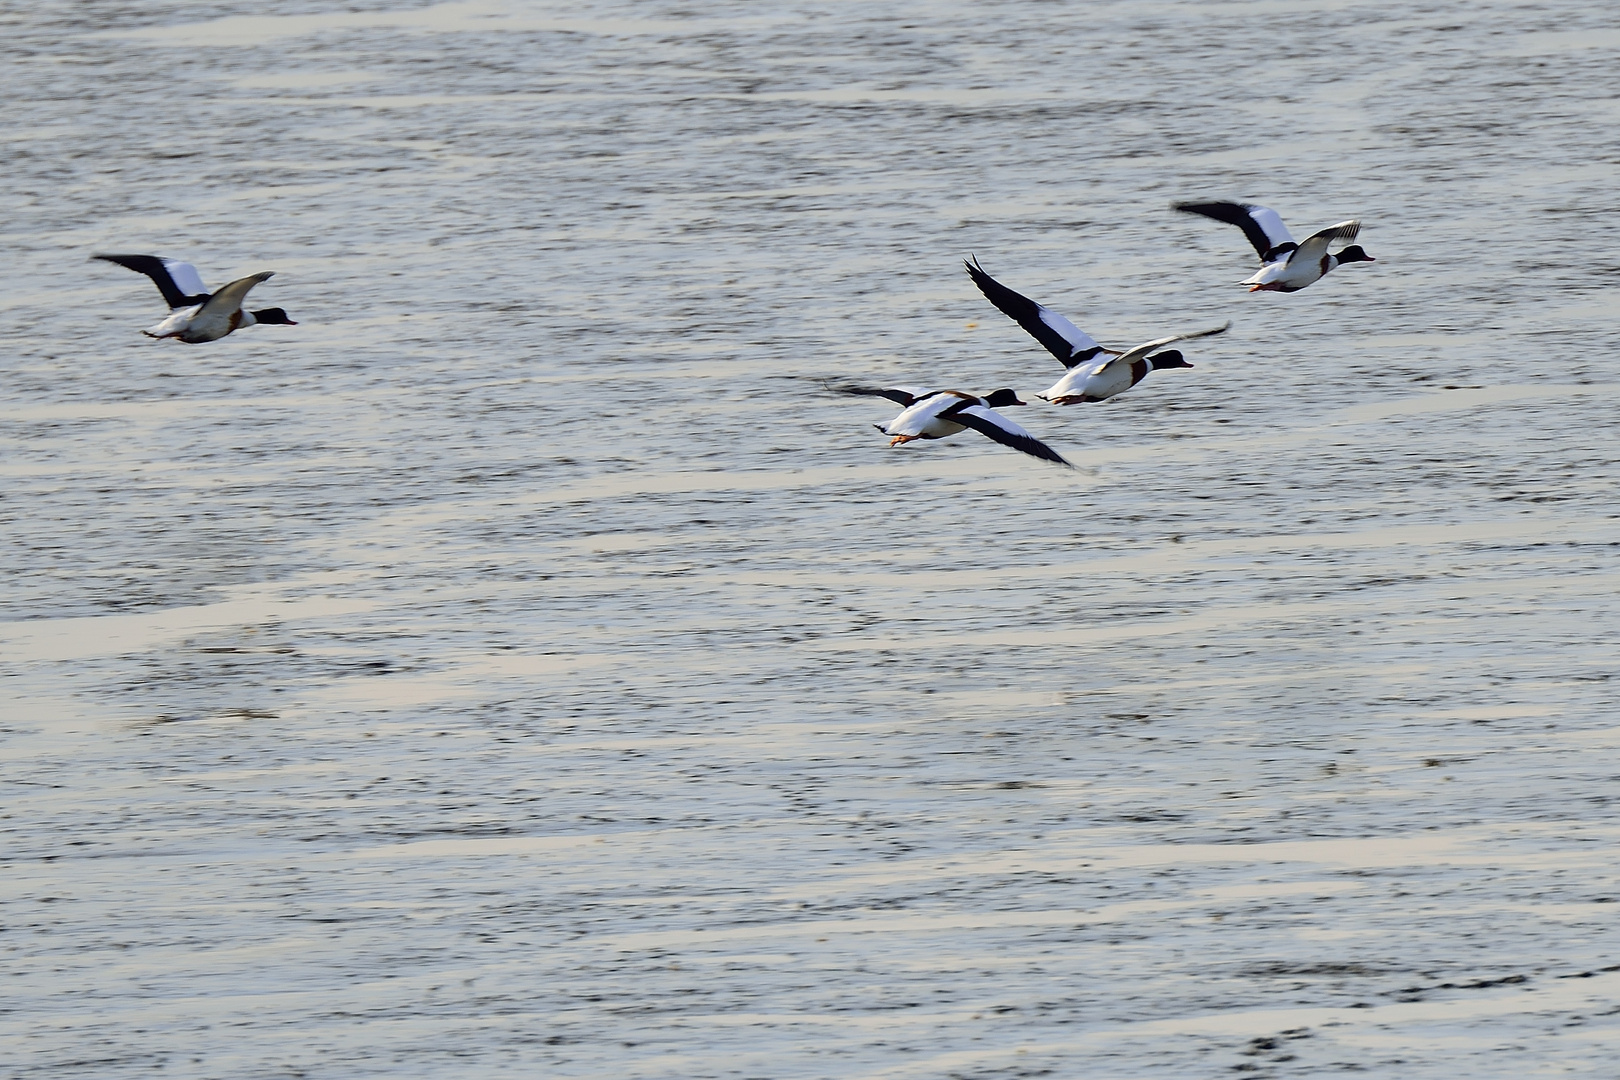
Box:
left=4, top=1, right=1620, bottom=1076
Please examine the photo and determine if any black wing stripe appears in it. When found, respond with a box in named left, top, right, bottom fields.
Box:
left=93, top=254, right=206, bottom=309
left=826, top=383, right=919, bottom=407
left=953, top=410, right=1072, bottom=467
left=964, top=257, right=1076, bottom=366
left=1173, top=202, right=1279, bottom=262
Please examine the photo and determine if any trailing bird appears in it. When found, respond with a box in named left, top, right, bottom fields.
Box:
left=831, top=383, right=1071, bottom=466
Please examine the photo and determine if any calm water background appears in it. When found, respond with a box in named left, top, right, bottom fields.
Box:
left=4, top=1, right=1620, bottom=1076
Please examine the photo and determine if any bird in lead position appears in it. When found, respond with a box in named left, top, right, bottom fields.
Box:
left=94, top=254, right=297, bottom=342
left=964, top=257, right=1228, bottom=404
left=830, top=383, right=1071, bottom=466
left=1173, top=201, right=1375, bottom=292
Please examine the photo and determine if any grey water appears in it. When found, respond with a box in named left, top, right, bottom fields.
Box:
left=4, top=1, right=1620, bottom=1076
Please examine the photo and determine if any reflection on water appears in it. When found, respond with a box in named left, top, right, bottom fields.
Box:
left=5, top=0, right=1620, bottom=1076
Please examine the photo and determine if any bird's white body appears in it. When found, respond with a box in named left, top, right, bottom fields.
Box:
left=143, top=301, right=264, bottom=342
left=143, top=304, right=203, bottom=339
left=883, top=391, right=973, bottom=440
left=1040, top=355, right=1137, bottom=404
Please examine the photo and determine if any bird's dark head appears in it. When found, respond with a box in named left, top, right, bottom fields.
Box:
left=983, top=388, right=1025, bottom=408
left=252, top=307, right=297, bottom=325
left=1336, top=245, right=1375, bottom=264
left=1148, top=349, right=1193, bottom=370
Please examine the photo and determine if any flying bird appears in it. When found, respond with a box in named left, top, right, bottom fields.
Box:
left=1173, top=201, right=1374, bottom=292
left=965, top=258, right=1228, bottom=404
left=831, top=383, right=1071, bottom=466
left=94, top=254, right=297, bottom=342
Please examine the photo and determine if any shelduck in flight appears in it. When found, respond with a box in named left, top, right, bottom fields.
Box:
left=94, top=254, right=297, bottom=342
left=964, top=258, right=1228, bottom=404
left=831, top=383, right=1071, bottom=466
left=1173, top=201, right=1375, bottom=292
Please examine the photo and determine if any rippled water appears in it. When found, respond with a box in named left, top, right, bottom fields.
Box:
left=5, top=1, right=1620, bottom=1076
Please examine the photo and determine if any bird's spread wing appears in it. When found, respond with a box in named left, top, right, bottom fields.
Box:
left=162, top=260, right=208, bottom=298
left=965, top=258, right=1109, bottom=368
left=954, top=406, right=1071, bottom=467
left=94, top=253, right=210, bottom=309
left=196, top=272, right=274, bottom=319
left=1175, top=202, right=1296, bottom=262
left=1294, top=220, right=1361, bottom=261
left=827, top=383, right=933, bottom=407
left=1112, top=322, right=1231, bottom=365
